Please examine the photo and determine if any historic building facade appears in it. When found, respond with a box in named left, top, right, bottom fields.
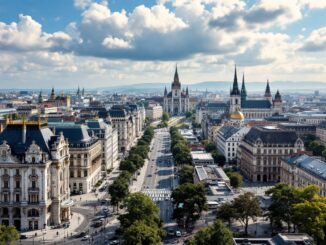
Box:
left=0, top=120, right=72, bottom=230
left=239, top=125, right=304, bottom=182
left=229, top=67, right=283, bottom=119
left=163, top=67, right=190, bottom=115
left=281, top=154, right=326, bottom=197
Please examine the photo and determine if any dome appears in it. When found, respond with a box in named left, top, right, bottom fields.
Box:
left=230, top=109, right=245, bottom=120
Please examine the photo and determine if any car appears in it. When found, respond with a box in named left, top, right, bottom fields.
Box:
left=81, top=235, right=90, bottom=241
left=175, top=230, right=182, bottom=237
left=74, top=231, right=87, bottom=238
left=20, top=234, right=28, bottom=240
left=108, top=240, right=120, bottom=245
left=167, top=229, right=175, bottom=236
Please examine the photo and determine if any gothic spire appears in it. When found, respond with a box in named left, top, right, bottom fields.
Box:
left=77, top=86, right=80, bottom=96
left=172, top=65, right=181, bottom=89
left=186, top=86, right=189, bottom=96
left=230, top=65, right=240, bottom=96
left=264, top=79, right=271, bottom=98
left=38, top=90, right=43, bottom=103
left=50, top=87, right=55, bottom=100
left=164, top=86, right=167, bottom=96
left=241, top=72, right=247, bottom=100
left=274, top=89, right=282, bottom=101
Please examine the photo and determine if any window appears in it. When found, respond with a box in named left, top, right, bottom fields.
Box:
left=16, top=194, right=20, bottom=202
left=28, top=194, right=39, bottom=203
left=78, top=170, right=81, bottom=178
left=32, top=181, right=36, bottom=188
left=4, top=181, right=8, bottom=188
left=32, top=169, right=36, bottom=175
left=84, top=170, right=88, bottom=177
left=70, top=171, right=74, bottom=178
left=15, top=169, right=19, bottom=175
left=16, top=181, right=20, bottom=188
left=28, top=209, right=39, bottom=217
left=3, top=194, right=9, bottom=202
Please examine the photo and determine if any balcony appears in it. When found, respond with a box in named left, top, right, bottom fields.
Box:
left=28, top=201, right=39, bottom=205
left=14, top=188, right=21, bottom=193
left=13, top=174, right=21, bottom=180
left=28, top=187, right=39, bottom=193
left=1, top=187, right=10, bottom=193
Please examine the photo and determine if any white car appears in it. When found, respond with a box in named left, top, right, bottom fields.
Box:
left=175, top=231, right=182, bottom=237
left=81, top=235, right=90, bottom=241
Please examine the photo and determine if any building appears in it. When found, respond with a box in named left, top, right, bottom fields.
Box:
left=316, top=121, right=326, bottom=144
left=239, top=126, right=304, bottom=182
left=53, top=124, right=102, bottom=194
left=287, top=111, right=326, bottom=125
left=191, top=151, right=214, bottom=165
left=41, top=88, right=71, bottom=108
left=0, top=120, right=72, bottom=230
left=108, top=104, right=144, bottom=153
left=233, top=233, right=313, bottom=245
left=146, top=104, right=163, bottom=121
left=278, top=123, right=316, bottom=137
left=215, top=125, right=250, bottom=163
left=194, top=165, right=230, bottom=185
left=281, top=154, right=326, bottom=196
left=86, top=119, right=119, bottom=171
left=163, top=67, right=190, bottom=115
left=229, top=66, right=283, bottom=119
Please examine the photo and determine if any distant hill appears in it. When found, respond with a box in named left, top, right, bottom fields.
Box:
left=101, top=81, right=326, bottom=93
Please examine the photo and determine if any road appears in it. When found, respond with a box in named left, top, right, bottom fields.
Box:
left=142, top=128, right=176, bottom=224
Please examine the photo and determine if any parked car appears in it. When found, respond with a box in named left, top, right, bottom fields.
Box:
left=175, top=230, right=182, bottom=237
left=20, top=234, right=28, bottom=240
left=81, top=235, right=90, bottom=241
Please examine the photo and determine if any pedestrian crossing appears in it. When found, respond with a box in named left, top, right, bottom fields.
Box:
left=142, top=189, right=172, bottom=202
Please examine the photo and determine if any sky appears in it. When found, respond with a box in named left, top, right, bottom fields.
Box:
left=0, top=0, right=326, bottom=89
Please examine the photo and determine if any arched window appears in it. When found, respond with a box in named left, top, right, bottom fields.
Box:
left=28, top=209, right=39, bottom=217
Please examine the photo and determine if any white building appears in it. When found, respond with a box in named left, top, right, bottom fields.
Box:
left=86, top=119, right=119, bottom=171
left=287, top=111, right=326, bottom=125
left=191, top=151, right=214, bottom=165
left=317, top=121, right=326, bottom=144
left=163, top=67, right=190, bottom=116
left=215, top=125, right=250, bottom=162
left=0, top=120, right=72, bottom=231
left=146, top=104, right=163, bottom=121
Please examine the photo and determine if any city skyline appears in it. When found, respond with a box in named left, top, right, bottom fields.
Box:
left=1, top=0, right=326, bottom=88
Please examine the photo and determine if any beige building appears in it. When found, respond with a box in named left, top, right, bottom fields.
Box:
left=316, top=121, right=326, bottom=144
left=0, top=121, right=72, bottom=231
left=239, top=126, right=304, bottom=182
left=54, top=125, right=102, bottom=194
left=281, top=154, right=326, bottom=196
left=146, top=104, right=163, bottom=121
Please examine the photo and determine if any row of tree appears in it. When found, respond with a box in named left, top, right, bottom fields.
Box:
left=170, top=127, right=192, bottom=165
left=224, top=169, right=243, bottom=189
left=109, top=126, right=155, bottom=211
left=266, top=184, right=326, bottom=244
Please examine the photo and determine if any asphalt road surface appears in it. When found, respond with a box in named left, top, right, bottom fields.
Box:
left=142, top=128, right=176, bottom=223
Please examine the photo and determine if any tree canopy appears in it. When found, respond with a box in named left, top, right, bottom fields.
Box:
left=0, top=225, right=19, bottom=245
left=172, top=183, right=207, bottom=229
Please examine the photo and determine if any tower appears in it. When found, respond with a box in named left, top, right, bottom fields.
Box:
left=264, top=80, right=272, bottom=103
left=273, top=90, right=282, bottom=114
left=230, top=65, right=241, bottom=113
left=171, top=65, right=181, bottom=115
left=50, top=87, right=56, bottom=101
left=38, top=90, right=43, bottom=104
left=241, top=72, right=247, bottom=102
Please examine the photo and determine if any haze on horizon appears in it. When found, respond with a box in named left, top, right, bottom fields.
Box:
left=0, top=0, right=326, bottom=89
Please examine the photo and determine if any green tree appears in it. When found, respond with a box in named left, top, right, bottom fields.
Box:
left=216, top=203, right=236, bottom=228
left=119, top=160, right=137, bottom=173
left=265, top=183, right=298, bottom=232
left=232, top=192, right=262, bottom=235
left=187, top=220, right=233, bottom=245
left=123, top=220, right=163, bottom=245
left=292, top=198, right=326, bottom=242
left=108, top=178, right=129, bottom=213
left=0, top=225, right=19, bottom=245
left=185, top=111, right=192, bottom=118
left=179, top=165, right=194, bottom=184
left=119, top=192, right=162, bottom=230
left=162, top=112, right=170, bottom=122
left=172, top=183, right=207, bottom=229
left=228, top=172, right=243, bottom=188
left=211, top=151, right=226, bottom=166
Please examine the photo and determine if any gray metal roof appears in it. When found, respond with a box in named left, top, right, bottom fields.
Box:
left=219, top=125, right=240, bottom=140
left=284, top=154, right=326, bottom=180
left=242, top=99, right=272, bottom=109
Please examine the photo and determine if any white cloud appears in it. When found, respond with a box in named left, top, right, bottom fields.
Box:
left=300, top=27, right=326, bottom=52
left=102, top=36, right=132, bottom=49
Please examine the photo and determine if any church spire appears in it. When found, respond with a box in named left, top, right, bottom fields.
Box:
left=230, top=65, right=240, bottom=96
left=186, top=86, right=189, bottom=97
left=241, top=72, right=247, bottom=101
left=50, top=87, right=55, bottom=100
left=77, top=86, right=80, bottom=96
left=38, top=90, right=43, bottom=103
left=264, top=79, right=271, bottom=98
left=172, top=65, right=181, bottom=89
left=274, top=89, right=282, bottom=101
left=164, top=86, right=167, bottom=96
